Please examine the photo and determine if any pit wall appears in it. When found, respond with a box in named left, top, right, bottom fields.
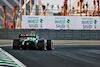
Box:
left=0, top=29, right=100, bottom=40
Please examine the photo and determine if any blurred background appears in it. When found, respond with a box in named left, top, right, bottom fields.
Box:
left=0, top=0, right=100, bottom=29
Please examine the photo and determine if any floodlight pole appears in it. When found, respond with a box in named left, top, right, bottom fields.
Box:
left=97, top=0, right=99, bottom=11
left=80, top=0, right=82, bottom=16
left=30, top=0, right=32, bottom=15
left=64, top=0, right=67, bottom=16
left=97, top=0, right=100, bottom=16
left=24, top=0, right=26, bottom=15
left=69, top=0, right=71, bottom=13
left=19, top=0, right=22, bottom=29
left=37, top=0, right=41, bottom=15
left=2, top=5, right=6, bottom=29
left=86, top=2, right=88, bottom=16
left=13, top=5, right=17, bottom=29
left=93, top=0, right=96, bottom=16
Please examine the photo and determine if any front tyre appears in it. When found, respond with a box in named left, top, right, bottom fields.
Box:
left=13, top=39, right=20, bottom=49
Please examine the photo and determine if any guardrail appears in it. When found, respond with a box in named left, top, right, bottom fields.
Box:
left=0, top=29, right=100, bottom=40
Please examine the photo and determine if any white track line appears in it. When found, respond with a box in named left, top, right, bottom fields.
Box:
left=0, top=44, right=12, bottom=47
left=0, top=48, right=27, bottom=67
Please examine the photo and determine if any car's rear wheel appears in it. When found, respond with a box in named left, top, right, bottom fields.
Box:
left=13, top=39, right=20, bottom=49
left=38, top=40, right=44, bottom=50
left=47, top=40, right=53, bottom=50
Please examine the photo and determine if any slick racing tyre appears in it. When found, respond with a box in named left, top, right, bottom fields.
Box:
left=47, top=40, right=53, bottom=50
left=13, top=39, right=20, bottom=49
left=38, top=40, right=44, bottom=50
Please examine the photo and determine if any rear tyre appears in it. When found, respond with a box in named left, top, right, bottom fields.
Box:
left=47, top=40, right=53, bottom=50
left=38, top=40, right=44, bottom=50
left=13, top=39, right=20, bottom=49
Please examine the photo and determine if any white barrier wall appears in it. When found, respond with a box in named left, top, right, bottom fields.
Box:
left=22, top=16, right=100, bottom=30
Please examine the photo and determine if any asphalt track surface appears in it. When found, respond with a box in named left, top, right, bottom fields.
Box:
left=1, top=40, right=100, bottom=67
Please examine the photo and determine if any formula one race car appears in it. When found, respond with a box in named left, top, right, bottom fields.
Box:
left=13, top=33, right=53, bottom=50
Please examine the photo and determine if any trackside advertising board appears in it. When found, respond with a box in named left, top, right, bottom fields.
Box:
left=22, top=15, right=100, bottom=30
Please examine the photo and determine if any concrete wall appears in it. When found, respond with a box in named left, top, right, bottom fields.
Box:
left=0, top=29, right=100, bottom=40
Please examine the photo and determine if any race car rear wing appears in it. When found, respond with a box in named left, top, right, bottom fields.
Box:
left=19, top=34, right=36, bottom=38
